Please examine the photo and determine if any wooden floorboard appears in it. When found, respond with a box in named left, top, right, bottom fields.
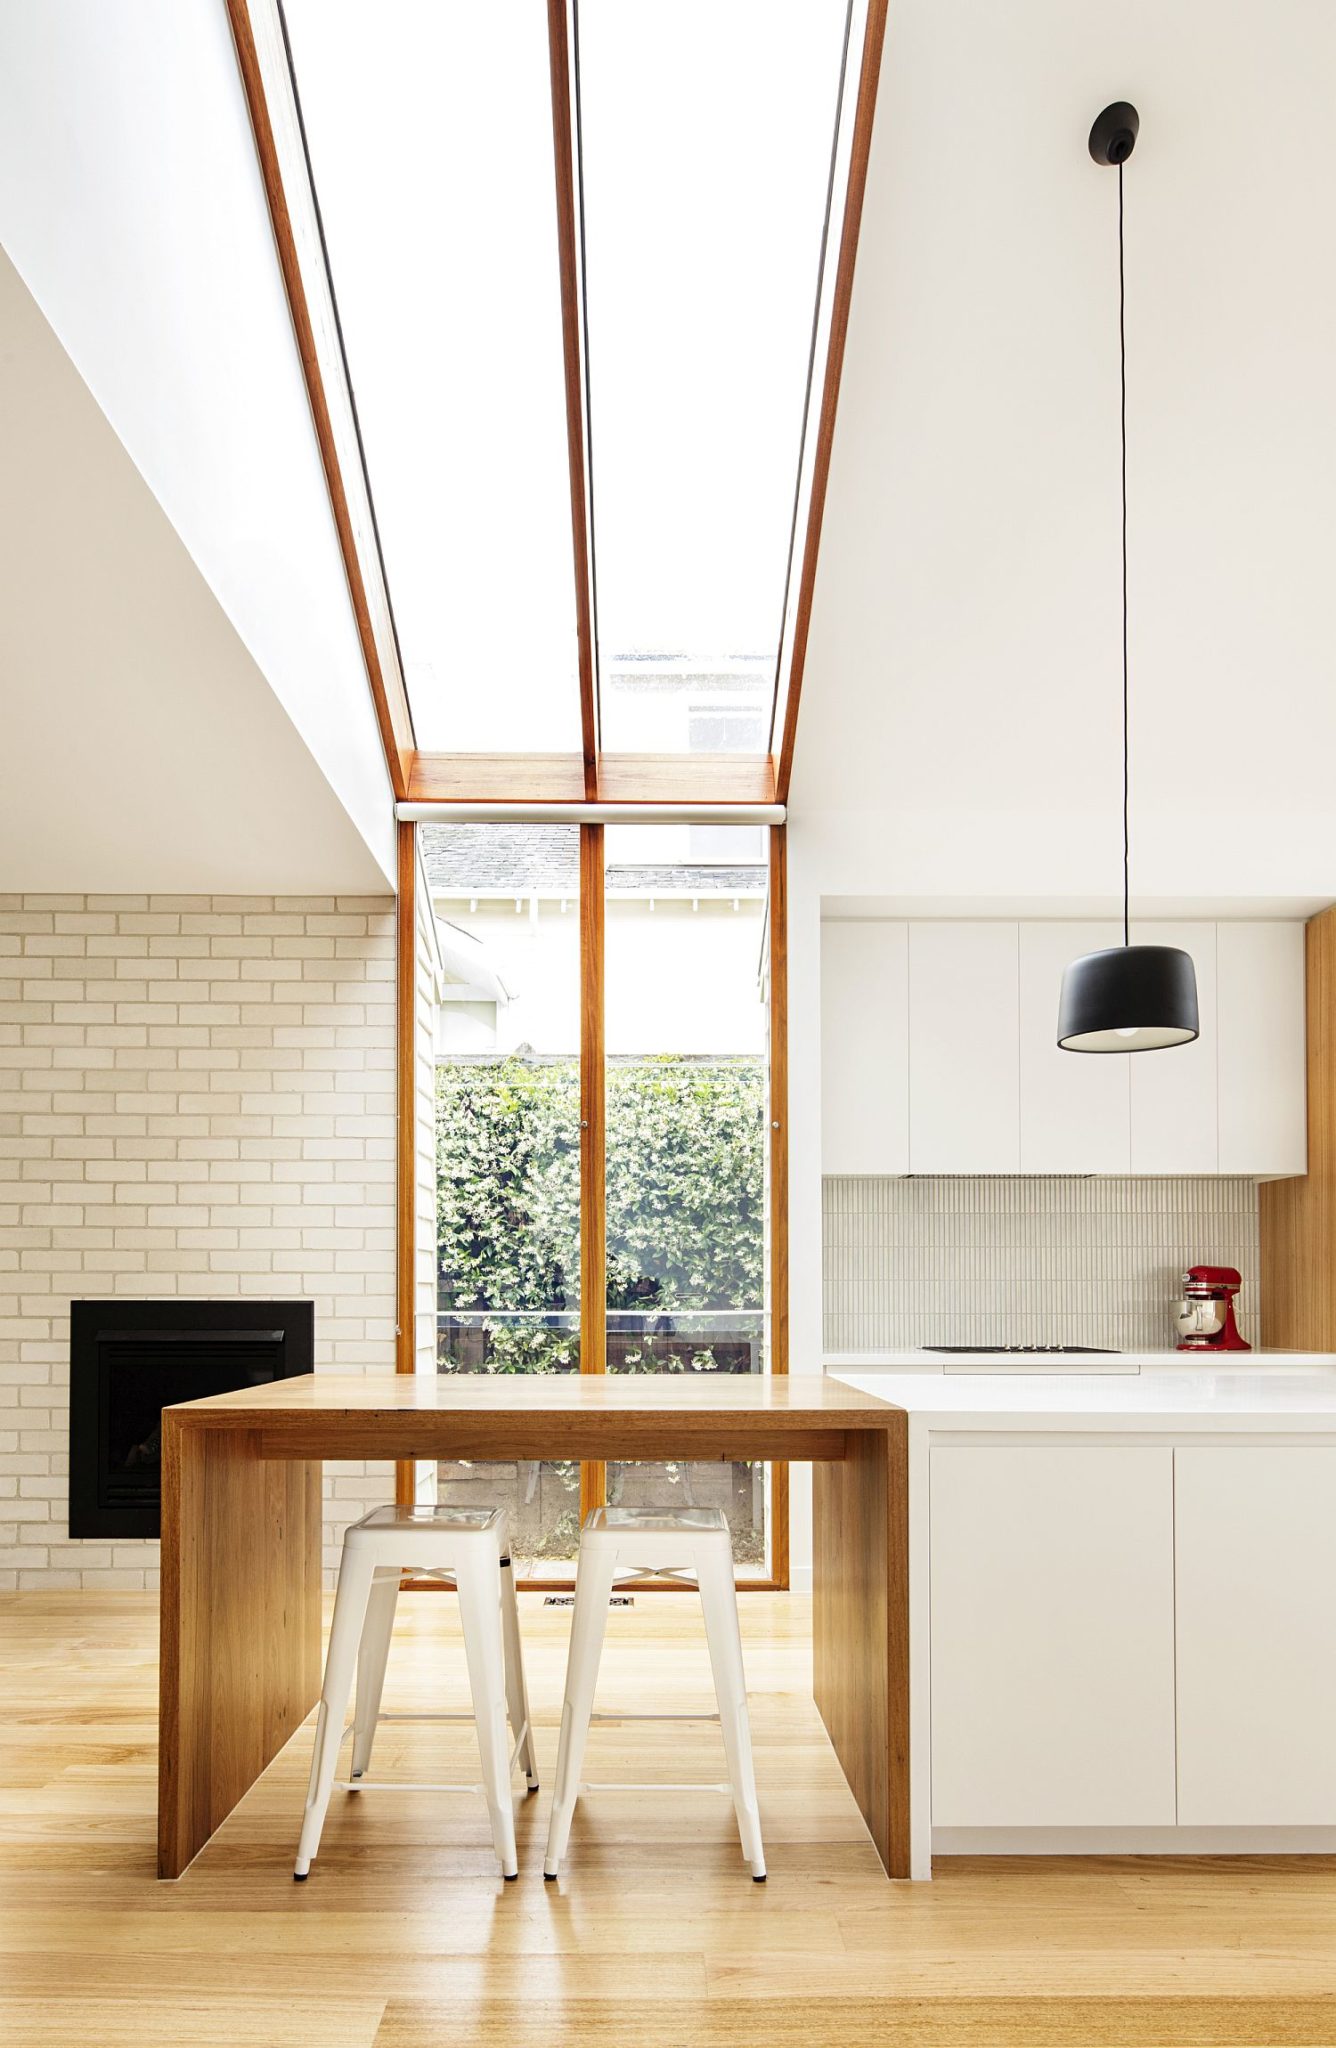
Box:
left=4, top=1590, right=1336, bottom=2048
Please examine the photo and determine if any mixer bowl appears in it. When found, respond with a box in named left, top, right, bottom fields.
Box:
left=1172, top=1297, right=1228, bottom=1342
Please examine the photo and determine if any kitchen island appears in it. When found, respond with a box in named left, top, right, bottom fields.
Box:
left=833, top=1363, right=1336, bottom=1877
left=158, top=1372, right=911, bottom=1880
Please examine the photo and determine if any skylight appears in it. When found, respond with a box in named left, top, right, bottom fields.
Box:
left=282, top=0, right=580, bottom=753
left=279, top=0, right=857, bottom=768
left=578, top=0, right=850, bottom=754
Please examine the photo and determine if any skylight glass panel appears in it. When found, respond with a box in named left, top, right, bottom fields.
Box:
left=281, top=0, right=581, bottom=751
left=577, top=0, right=851, bottom=754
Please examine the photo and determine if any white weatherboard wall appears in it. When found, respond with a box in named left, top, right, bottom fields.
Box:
left=824, top=1176, right=1260, bottom=1354
left=0, top=894, right=396, bottom=1590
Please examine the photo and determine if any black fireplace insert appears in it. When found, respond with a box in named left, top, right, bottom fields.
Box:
left=69, top=1299, right=314, bottom=1538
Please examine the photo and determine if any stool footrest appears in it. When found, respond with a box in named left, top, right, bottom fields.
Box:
left=340, top=1778, right=488, bottom=1795
left=374, top=1712, right=476, bottom=1724
left=589, top=1711, right=720, bottom=1723
left=578, top=1780, right=732, bottom=1795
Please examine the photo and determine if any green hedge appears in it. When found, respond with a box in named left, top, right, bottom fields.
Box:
left=436, top=1054, right=765, bottom=1373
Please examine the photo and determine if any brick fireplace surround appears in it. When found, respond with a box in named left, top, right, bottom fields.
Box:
left=0, top=892, right=398, bottom=1589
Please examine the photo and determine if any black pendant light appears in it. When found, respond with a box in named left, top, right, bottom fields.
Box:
left=1057, top=103, right=1199, bottom=1055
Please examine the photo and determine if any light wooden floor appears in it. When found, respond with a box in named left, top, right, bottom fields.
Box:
left=3, top=1592, right=1336, bottom=2048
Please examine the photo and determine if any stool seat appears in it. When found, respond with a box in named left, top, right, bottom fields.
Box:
left=544, top=1504, right=766, bottom=1881
left=344, top=1507, right=506, bottom=1548
left=587, top=1505, right=726, bottom=1536
left=294, top=1502, right=537, bottom=1882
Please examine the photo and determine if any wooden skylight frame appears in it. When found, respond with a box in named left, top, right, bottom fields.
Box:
left=225, top=0, right=887, bottom=813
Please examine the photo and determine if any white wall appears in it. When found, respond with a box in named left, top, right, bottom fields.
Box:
left=0, top=2, right=395, bottom=886
left=0, top=893, right=397, bottom=1589
left=791, top=0, right=1336, bottom=917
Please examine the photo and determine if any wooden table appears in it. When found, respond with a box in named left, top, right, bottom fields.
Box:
left=158, top=1373, right=908, bottom=1880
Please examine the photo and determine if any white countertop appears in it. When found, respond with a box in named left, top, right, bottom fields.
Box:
left=830, top=1363, right=1336, bottom=1429
left=825, top=1346, right=1335, bottom=1375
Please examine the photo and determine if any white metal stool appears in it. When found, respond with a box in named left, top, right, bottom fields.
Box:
left=543, top=1505, right=766, bottom=1881
left=294, top=1504, right=538, bottom=1882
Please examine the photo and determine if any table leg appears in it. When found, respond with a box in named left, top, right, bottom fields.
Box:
left=812, top=1418, right=910, bottom=1878
left=158, top=1419, right=322, bottom=1878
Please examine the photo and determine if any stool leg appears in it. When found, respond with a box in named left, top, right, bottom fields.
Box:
left=500, top=1556, right=539, bottom=1791
left=295, top=1548, right=376, bottom=1879
left=698, top=1544, right=767, bottom=1880
left=544, top=1539, right=617, bottom=1879
left=455, top=1549, right=519, bottom=1880
left=351, top=1565, right=400, bottom=1779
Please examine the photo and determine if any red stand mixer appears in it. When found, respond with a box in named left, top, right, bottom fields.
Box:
left=1173, top=1265, right=1251, bottom=1352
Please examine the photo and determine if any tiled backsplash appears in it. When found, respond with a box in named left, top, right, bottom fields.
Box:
left=823, top=1176, right=1261, bottom=1353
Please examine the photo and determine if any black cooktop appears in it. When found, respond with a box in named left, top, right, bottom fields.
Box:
left=922, top=1345, right=1119, bottom=1356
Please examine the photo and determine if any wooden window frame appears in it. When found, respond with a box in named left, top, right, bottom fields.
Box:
left=396, top=819, right=790, bottom=1590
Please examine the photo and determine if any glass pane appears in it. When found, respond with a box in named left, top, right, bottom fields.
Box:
left=603, top=826, right=771, bottom=1571
left=578, top=0, right=850, bottom=751
left=282, top=1, right=581, bottom=750
left=425, top=824, right=582, bottom=1568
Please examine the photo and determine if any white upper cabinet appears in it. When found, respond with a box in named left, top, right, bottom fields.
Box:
left=821, top=921, right=909, bottom=1175
left=820, top=917, right=1307, bottom=1177
left=1129, top=922, right=1219, bottom=1174
left=908, top=923, right=1020, bottom=1173
left=1217, top=922, right=1306, bottom=1176
left=1019, top=922, right=1129, bottom=1173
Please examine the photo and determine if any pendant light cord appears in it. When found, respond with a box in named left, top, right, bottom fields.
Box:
left=1119, top=161, right=1130, bottom=949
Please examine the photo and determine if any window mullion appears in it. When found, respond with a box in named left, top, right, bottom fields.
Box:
left=579, top=823, right=607, bottom=1518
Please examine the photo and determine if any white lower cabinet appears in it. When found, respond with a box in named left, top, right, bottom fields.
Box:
left=929, top=1445, right=1177, bottom=1826
left=1175, top=1446, right=1336, bottom=1824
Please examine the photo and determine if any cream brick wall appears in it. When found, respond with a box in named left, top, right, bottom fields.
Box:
left=0, top=893, right=398, bottom=1589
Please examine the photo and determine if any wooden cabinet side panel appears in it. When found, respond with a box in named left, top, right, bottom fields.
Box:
left=159, top=1421, right=321, bottom=1878
left=1261, top=906, right=1336, bottom=1350
left=813, top=1418, right=909, bottom=1876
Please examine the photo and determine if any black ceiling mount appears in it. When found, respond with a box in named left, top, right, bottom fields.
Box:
left=1088, top=101, right=1139, bottom=167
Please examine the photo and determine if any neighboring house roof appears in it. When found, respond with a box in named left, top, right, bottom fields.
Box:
left=423, top=824, right=578, bottom=893
left=422, top=823, right=765, bottom=897
left=605, top=865, right=765, bottom=893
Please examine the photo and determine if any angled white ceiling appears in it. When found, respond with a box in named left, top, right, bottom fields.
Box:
left=0, top=247, right=389, bottom=894
left=0, top=2, right=394, bottom=892
left=794, top=0, right=1336, bottom=912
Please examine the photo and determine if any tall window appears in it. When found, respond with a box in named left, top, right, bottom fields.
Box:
left=428, top=825, right=583, bottom=1562
left=603, top=825, right=770, bottom=1569
left=423, top=820, right=780, bottom=1581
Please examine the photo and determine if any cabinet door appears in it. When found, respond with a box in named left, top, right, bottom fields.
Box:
left=821, top=921, right=909, bottom=1174
left=908, top=923, right=1020, bottom=1172
left=1019, top=922, right=1130, bottom=1172
left=1217, top=923, right=1306, bottom=1176
left=1129, top=921, right=1218, bottom=1172
left=930, top=1445, right=1176, bottom=1826
left=1175, top=1446, right=1336, bottom=1824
